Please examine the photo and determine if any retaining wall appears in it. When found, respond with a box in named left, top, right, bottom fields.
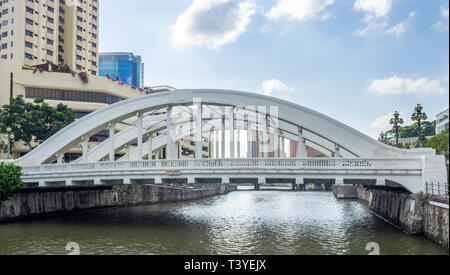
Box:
left=0, top=184, right=236, bottom=223
left=357, top=187, right=449, bottom=248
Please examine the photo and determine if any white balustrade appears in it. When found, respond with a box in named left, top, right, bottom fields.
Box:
left=21, top=158, right=423, bottom=177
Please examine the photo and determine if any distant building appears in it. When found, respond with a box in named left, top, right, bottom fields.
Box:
left=388, top=136, right=435, bottom=148
left=0, top=0, right=99, bottom=75
left=436, top=107, right=449, bottom=134
left=99, top=52, right=144, bottom=88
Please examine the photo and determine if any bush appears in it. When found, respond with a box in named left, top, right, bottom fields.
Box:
left=0, top=162, right=23, bottom=202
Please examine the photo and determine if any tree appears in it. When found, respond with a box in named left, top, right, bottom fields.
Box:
left=58, top=62, right=73, bottom=74
left=425, top=128, right=449, bottom=159
left=0, top=95, right=76, bottom=151
left=0, top=162, right=23, bottom=202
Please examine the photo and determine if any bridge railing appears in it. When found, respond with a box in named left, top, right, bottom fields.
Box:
left=426, top=182, right=449, bottom=199
left=20, top=158, right=423, bottom=175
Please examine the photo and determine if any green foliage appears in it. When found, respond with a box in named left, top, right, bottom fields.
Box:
left=21, top=65, right=34, bottom=71
left=425, top=129, right=449, bottom=158
left=0, top=95, right=76, bottom=151
left=385, top=121, right=436, bottom=139
left=0, top=162, right=23, bottom=202
left=58, top=63, right=73, bottom=74
left=316, top=153, right=328, bottom=158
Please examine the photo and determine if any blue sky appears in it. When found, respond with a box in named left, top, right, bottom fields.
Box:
left=99, top=0, right=449, bottom=139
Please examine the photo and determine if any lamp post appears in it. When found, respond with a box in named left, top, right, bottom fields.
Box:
left=411, top=104, right=428, bottom=148
left=390, top=111, right=404, bottom=147
left=6, top=127, right=14, bottom=159
left=379, top=132, right=387, bottom=144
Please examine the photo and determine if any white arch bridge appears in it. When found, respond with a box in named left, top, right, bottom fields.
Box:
left=14, top=89, right=447, bottom=194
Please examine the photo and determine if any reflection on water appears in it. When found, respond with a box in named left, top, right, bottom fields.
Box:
left=0, top=191, right=447, bottom=255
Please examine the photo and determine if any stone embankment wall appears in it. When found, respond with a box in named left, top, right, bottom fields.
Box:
left=357, top=187, right=449, bottom=248
left=0, top=184, right=236, bottom=223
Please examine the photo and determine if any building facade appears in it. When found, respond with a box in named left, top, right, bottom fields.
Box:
left=0, top=0, right=99, bottom=74
left=0, top=67, right=146, bottom=159
left=436, top=107, right=449, bottom=134
left=99, top=52, right=144, bottom=88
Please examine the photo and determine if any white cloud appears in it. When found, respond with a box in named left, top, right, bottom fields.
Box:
left=353, top=0, right=414, bottom=37
left=354, top=20, right=388, bottom=36
left=267, top=0, right=334, bottom=22
left=260, top=25, right=273, bottom=34
left=260, top=79, right=294, bottom=96
left=368, top=75, right=448, bottom=97
left=385, top=22, right=407, bottom=35
left=432, top=6, right=449, bottom=32
left=370, top=109, right=413, bottom=132
left=170, top=0, right=256, bottom=49
left=354, top=0, right=392, bottom=22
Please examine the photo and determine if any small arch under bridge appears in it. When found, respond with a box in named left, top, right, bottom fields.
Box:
left=14, top=89, right=447, bottom=194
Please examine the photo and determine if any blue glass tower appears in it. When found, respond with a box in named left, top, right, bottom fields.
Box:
left=99, top=52, right=144, bottom=88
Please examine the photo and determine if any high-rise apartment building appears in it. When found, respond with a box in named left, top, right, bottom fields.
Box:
left=99, top=52, right=144, bottom=88
left=0, top=0, right=99, bottom=74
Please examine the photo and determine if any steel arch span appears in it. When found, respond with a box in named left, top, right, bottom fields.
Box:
left=13, top=89, right=447, bottom=193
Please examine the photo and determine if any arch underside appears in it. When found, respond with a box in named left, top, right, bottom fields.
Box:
left=14, top=89, right=444, bottom=194
left=15, top=90, right=435, bottom=166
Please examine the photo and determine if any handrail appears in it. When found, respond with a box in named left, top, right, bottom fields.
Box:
left=21, top=158, right=423, bottom=175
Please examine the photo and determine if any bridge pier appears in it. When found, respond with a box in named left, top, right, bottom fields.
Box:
left=123, top=178, right=131, bottom=185
left=296, top=178, right=304, bottom=191
left=155, top=177, right=162, bottom=185
left=66, top=180, right=74, bottom=186
left=376, top=178, right=385, bottom=186
left=38, top=180, right=46, bottom=188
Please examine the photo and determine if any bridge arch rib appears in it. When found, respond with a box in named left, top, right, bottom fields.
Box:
left=15, top=89, right=436, bottom=166
left=13, top=89, right=448, bottom=194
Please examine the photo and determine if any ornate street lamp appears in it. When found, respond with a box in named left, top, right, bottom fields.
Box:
left=390, top=111, right=404, bottom=147
left=6, top=127, right=14, bottom=159
left=411, top=104, right=428, bottom=148
left=379, top=132, right=387, bottom=144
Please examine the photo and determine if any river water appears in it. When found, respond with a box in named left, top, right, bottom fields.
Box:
left=0, top=191, right=448, bottom=255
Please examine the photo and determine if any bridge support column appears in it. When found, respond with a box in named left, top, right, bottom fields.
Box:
left=297, top=127, right=306, bottom=158
left=109, top=122, right=116, bottom=162
left=236, top=129, right=241, bottom=158
left=167, top=105, right=174, bottom=160
left=256, top=177, right=264, bottom=191
left=229, top=107, right=235, bottom=159
left=296, top=178, right=304, bottom=190
left=222, top=176, right=230, bottom=184
left=188, top=177, right=195, bottom=187
left=335, top=145, right=340, bottom=158
left=281, top=137, right=286, bottom=157
left=336, top=178, right=344, bottom=185
left=81, top=137, right=89, bottom=163
left=148, top=134, right=153, bottom=160
left=66, top=180, right=74, bottom=186
left=123, top=178, right=131, bottom=185
left=94, top=179, right=102, bottom=185
left=125, top=145, right=130, bottom=161
left=155, top=177, right=162, bottom=185
left=38, top=180, right=46, bottom=188
left=247, top=128, right=252, bottom=159
left=195, top=99, right=203, bottom=159
left=137, top=112, right=143, bottom=161
left=262, top=113, right=269, bottom=159
left=215, top=129, right=220, bottom=159
left=56, top=153, right=64, bottom=164
left=376, top=178, right=385, bottom=186
left=221, top=116, right=226, bottom=159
